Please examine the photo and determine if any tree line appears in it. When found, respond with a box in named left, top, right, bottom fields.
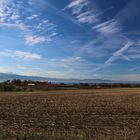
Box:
left=0, top=79, right=140, bottom=92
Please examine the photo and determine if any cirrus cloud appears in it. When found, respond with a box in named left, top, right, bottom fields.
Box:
left=0, top=0, right=57, bottom=46
left=0, top=50, right=42, bottom=60
left=25, top=35, right=47, bottom=46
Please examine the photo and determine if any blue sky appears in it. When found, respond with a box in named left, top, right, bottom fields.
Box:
left=0, top=0, right=140, bottom=81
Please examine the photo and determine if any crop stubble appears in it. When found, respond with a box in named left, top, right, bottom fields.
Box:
left=0, top=88, right=139, bottom=139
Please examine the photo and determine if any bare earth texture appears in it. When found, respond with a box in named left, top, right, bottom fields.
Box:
left=0, top=88, right=139, bottom=140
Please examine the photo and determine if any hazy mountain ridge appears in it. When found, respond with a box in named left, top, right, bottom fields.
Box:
left=0, top=73, right=139, bottom=83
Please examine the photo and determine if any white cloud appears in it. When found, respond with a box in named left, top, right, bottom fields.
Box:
left=25, top=35, right=47, bottom=46
left=77, top=36, right=112, bottom=58
left=0, top=0, right=57, bottom=46
left=77, top=11, right=99, bottom=24
left=127, top=54, right=140, bottom=59
left=71, top=40, right=80, bottom=44
left=17, top=65, right=41, bottom=71
left=10, top=13, right=20, bottom=21
left=61, top=57, right=84, bottom=63
left=0, top=0, right=9, bottom=22
left=89, top=39, right=135, bottom=73
left=0, top=22, right=27, bottom=31
left=45, top=57, right=85, bottom=68
left=27, top=14, right=39, bottom=20
left=15, top=51, right=42, bottom=60
left=92, top=19, right=121, bottom=34
left=50, top=32, right=58, bottom=37
left=0, top=50, right=42, bottom=60
left=105, top=39, right=134, bottom=64
left=0, top=1, right=21, bottom=24
left=17, top=65, right=27, bottom=70
left=125, top=42, right=140, bottom=60
left=66, top=0, right=89, bottom=15
left=64, top=0, right=99, bottom=25
left=16, top=69, right=68, bottom=78
left=0, top=67, right=11, bottom=73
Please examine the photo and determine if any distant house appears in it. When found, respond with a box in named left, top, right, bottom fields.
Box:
left=28, top=83, right=35, bottom=86
left=96, top=85, right=101, bottom=89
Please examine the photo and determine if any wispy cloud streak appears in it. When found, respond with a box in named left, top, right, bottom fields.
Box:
left=0, top=0, right=57, bottom=46
left=64, top=0, right=100, bottom=25
left=92, top=19, right=121, bottom=35
left=0, top=50, right=42, bottom=60
left=105, top=40, right=134, bottom=64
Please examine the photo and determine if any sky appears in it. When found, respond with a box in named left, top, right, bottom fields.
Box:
left=0, top=0, right=140, bottom=81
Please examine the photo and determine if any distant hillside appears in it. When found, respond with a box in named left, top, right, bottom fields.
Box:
left=0, top=73, right=112, bottom=83
left=0, top=73, right=49, bottom=81
left=0, top=73, right=139, bottom=84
